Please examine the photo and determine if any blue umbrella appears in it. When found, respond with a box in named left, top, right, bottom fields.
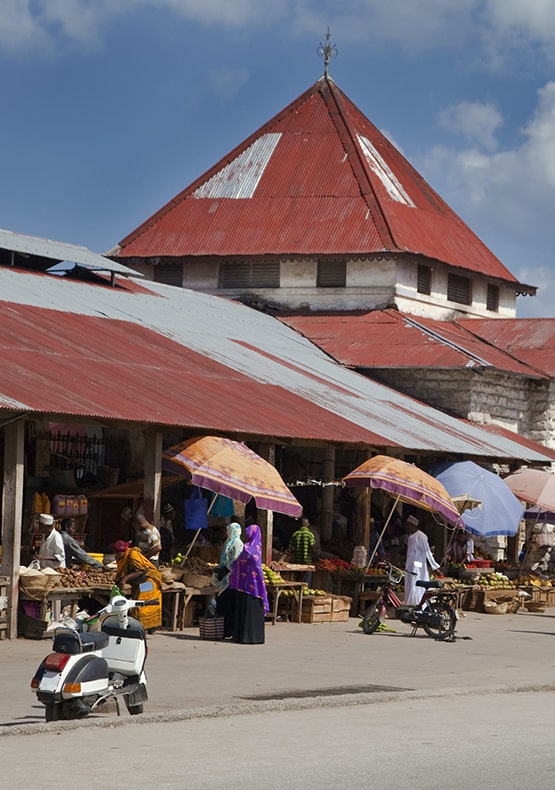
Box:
left=430, top=460, right=524, bottom=537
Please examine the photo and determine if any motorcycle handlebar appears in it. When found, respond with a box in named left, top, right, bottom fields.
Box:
left=135, top=599, right=160, bottom=607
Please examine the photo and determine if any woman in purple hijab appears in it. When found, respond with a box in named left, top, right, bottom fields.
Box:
left=228, top=524, right=269, bottom=644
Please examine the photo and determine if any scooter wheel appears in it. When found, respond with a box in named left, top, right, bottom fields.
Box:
left=45, top=702, right=63, bottom=722
left=362, top=600, right=385, bottom=634
left=126, top=702, right=144, bottom=715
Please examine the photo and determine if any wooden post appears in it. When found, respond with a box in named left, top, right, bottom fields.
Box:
left=320, top=446, right=336, bottom=542
left=256, top=443, right=275, bottom=565
left=143, top=429, right=162, bottom=524
left=2, top=419, right=25, bottom=639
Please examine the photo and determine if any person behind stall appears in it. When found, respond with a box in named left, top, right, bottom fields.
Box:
left=159, top=504, right=176, bottom=564
left=369, top=520, right=386, bottom=562
left=60, top=518, right=104, bottom=570
left=403, top=515, right=440, bottom=606
left=213, top=522, right=244, bottom=638
left=133, top=514, right=162, bottom=567
left=113, top=539, right=162, bottom=633
left=289, top=517, right=316, bottom=564
left=288, top=516, right=316, bottom=585
left=36, top=514, right=66, bottom=569
left=228, top=524, right=269, bottom=644
left=447, top=528, right=475, bottom=565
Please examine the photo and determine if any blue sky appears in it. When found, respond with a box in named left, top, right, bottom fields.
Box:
left=1, top=0, right=554, bottom=317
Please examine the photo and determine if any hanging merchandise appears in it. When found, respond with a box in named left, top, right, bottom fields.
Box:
left=41, top=493, right=51, bottom=514
left=184, top=486, right=209, bottom=532
left=208, top=493, right=235, bottom=518
left=32, top=492, right=43, bottom=514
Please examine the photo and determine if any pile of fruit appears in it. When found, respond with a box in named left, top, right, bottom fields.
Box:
left=471, top=572, right=516, bottom=590
left=515, top=574, right=552, bottom=587
left=52, top=567, right=115, bottom=589
left=262, top=564, right=285, bottom=585
left=315, top=558, right=386, bottom=576
left=167, top=555, right=213, bottom=575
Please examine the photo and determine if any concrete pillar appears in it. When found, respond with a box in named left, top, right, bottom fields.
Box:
left=1, top=419, right=25, bottom=639
left=143, top=430, right=162, bottom=524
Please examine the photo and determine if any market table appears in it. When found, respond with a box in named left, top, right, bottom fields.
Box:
left=20, top=586, right=91, bottom=623
left=270, top=563, right=315, bottom=582
left=178, top=585, right=219, bottom=630
left=265, top=581, right=305, bottom=625
left=91, top=583, right=195, bottom=632
left=331, top=573, right=388, bottom=616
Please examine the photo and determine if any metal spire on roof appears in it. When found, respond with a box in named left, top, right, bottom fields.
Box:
left=317, top=27, right=338, bottom=77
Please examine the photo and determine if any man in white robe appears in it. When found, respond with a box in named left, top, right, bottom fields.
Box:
left=404, top=515, right=439, bottom=605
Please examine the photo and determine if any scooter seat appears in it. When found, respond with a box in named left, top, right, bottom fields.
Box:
left=52, top=629, right=109, bottom=654
left=80, top=631, right=109, bottom=651
left=416, top=579, right=442, bottom=589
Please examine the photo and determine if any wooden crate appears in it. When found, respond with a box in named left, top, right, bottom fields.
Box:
left=301, top=595, right=332, bottom=623
left=330, top=610, right=350, bottom=622
left=331, top=595, right=352, bottom=612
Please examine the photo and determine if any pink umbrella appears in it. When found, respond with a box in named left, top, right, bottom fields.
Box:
left=503, top=468, right=555, bottom=512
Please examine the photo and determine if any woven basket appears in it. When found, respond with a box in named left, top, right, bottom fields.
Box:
left=483, top=600, right=508, bottom=615
left=524, top=600, right=547, bottom=613
left=183, top=572, right=211, bottom=589
left=160, top=568, right=175, bottom=585
left=199, top=616, right=225, bottom=640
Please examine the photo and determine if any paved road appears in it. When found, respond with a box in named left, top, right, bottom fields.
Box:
left=2, top=691, right=555, bottom=789
left=2, top=608, right=555, bottom=735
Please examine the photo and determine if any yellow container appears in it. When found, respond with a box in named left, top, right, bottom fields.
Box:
left=81, top=553, right=104, bottom=568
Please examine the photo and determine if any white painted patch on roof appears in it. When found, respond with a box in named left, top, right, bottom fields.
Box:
left=193, top=133, right=282, bottom=199
left=356, top=134, right=415, bottom=207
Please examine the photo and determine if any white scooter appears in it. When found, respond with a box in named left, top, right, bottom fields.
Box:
left=31, top=594, right=158, bottom=722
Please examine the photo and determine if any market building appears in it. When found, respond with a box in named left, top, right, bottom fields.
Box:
left=112, top=74, right=555, bottom=454
left=2, top=230, right=554, bottom=639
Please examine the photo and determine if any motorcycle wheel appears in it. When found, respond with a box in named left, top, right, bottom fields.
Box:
left=362, top=600, right=385, bottom=634
left=422, top=601, right=456, bottom=641
left=45, top=702, right=63, bottom=722
left=125, top=701, right=144, bottom=715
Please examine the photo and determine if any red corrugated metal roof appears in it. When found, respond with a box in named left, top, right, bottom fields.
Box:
left=1, top=267, right=551, bottom=463
left=279, top=309, right=546, bottom=378
left=0, top=301, right=387, bottom=444
left=457, top=318, right=555, bottom=377
left=117, top=77, right=520, bottom=286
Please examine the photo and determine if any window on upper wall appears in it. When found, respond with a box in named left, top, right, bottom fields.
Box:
left=417, top=264, right=432, bottom=295
left=317, top=260, right=346, bottom=287
left=447, top=273, right=472, bottom=305
left=220, top=261, right=280, bottom=288
left=487, top=283, right=499, bottom=312
left=154, top=264, right=183, bottom=287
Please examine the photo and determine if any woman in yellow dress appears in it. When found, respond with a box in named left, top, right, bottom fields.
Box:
left=113, top=540, right=163, bottom=633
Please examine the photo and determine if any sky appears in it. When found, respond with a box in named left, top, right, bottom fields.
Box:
left=1, top=0, right=554, bottom=318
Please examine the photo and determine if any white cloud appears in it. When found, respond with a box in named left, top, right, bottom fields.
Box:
left=419, top=81, right=555, bottom=317
left=438, top=101, right=503, bottom=152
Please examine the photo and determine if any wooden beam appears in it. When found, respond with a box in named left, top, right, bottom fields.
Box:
left=1, top=419, right=25, bottom=639
left=143, top=430, right=162, bottom=524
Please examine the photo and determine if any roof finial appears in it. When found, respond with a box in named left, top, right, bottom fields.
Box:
left=317, top=27, right=338, bottom=77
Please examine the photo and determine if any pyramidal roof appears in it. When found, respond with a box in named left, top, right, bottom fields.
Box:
left=117, top=76, right=518, bottom=285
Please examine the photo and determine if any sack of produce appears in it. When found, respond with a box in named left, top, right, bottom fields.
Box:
left=18, top=566, right=61, bottom=600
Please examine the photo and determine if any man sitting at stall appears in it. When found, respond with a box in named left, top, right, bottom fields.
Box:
left=60, top=518, right=105, bottom=570
left=133, top=514, right=162, bottom=567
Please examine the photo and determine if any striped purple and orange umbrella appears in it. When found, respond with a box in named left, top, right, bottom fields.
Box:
left=344, top=455, right=462, bottom=527
left=163, top=435, right=302, bottom=517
